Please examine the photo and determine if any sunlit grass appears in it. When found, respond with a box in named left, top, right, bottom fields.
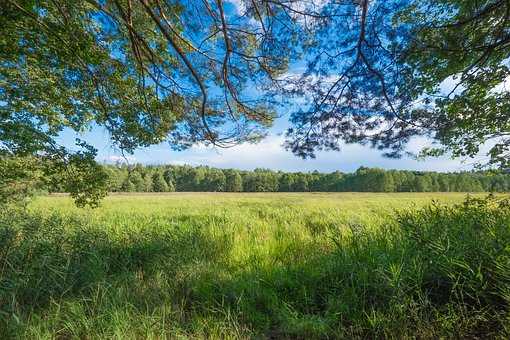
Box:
left=2, top=192, right=508, bottom=338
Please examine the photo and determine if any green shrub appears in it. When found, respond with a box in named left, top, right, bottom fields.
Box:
left=396, top=195, right=510, bottom=337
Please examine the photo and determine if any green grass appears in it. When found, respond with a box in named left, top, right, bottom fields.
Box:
left=1, top=193, right=509, bottom=338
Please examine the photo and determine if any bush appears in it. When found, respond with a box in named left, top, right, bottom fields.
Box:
left=396, top=195, right=510, bottom=336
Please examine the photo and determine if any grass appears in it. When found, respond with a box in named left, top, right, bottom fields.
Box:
left=1, top=192, right=509, bottom=338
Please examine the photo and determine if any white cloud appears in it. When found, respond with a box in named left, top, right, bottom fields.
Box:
left=96, top=132, right=477, bottom=173
left=103, top=155, right=136, bottom=164
left=139, top=134, right=472, bottom=173
left=228, top=0, right=246, bottom=15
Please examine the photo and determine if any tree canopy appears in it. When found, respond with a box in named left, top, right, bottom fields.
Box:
left=46, top=163, right=510, bottom=194
left=281, top=0, right=510, bottom=170
left=1, top=0, right=509, bottom=205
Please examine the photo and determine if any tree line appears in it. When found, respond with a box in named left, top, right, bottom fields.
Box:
left=3, top=0, right=509, bottom=207
left=47, top=164, right=510, bottom=193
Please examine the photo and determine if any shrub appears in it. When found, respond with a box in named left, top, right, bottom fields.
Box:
left=395, top=195, right=510, bottom=336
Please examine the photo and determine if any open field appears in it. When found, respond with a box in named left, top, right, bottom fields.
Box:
left=33, top=192, right=479, bottom=221
left=2, top=192, right=510, bottom=338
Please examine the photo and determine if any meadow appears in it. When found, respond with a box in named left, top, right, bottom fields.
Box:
left=1, top=192, right=510, bottom=338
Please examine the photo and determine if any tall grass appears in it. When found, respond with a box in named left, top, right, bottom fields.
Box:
left=0, top=193, right=508, bottom=338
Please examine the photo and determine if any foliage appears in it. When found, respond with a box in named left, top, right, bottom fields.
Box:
left=402, top=0, right=510, bottom=170
left=1, top=0, right=509, bottom=206
left=0, top=155, right=44, bottom=206
left=279, top=0, right=510, bottom=170
left=47, top=163, right=510, bottom=194
left=1, top=0, right=280, bottom=206
left=1, top=193, right=509, bottom=338
left=224, top=169, right=243, bottom=192
left=0, top=150, right=108, bottom=208
left=151, top=171, right=168, bottom=192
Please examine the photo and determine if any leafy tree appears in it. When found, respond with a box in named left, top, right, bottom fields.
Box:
left=1, top=0, right=280, bottom=205
left=104, top=166, right=126, bottom=192
left=179, top=167, right=207, bottom=191
left=142, top=174, right=153, bottom=192
left=380, top=172, right=396, bottom=193
left=279, top=173, right=295, bottom=192
left=402, top=0, right=510, bottom=170
left=398, top=172, right=417, bottom=192
left=280, top=0, right=509, bottom=170
left=202, top=168, right=226, bottom=192
left=307, top=171, right=323, bottom=192
left=152, top=171, right=168, bottom=192
left=167, top=178, right=176, bottom=192
left=44, top=162, right=510, bottom=193
left=2, top=0, right=509, bottom=206
left=321, top=171, right=345, bottom=192
left=292, top=175, right=309, bottom=192
left=163, top=169, right=174, bottom=187
left=121, top=177, right=136, bottom=192
left=243, top=169, right=279, bottom=192
left=225, top=170, right=243, bottom=192
left=127, top=171, right=145, bottom=192
left=163, top=168, right=176, bottom=192
left=0, top=156, right=44, bottom=206
left=437, top=176, right=451, bottom=192
left=414, top=175, right=434, bottom=192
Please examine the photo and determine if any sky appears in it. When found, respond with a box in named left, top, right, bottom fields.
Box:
left=54, top=0, right=487, bottom=174
left=57, top=117, right=478, bottom=173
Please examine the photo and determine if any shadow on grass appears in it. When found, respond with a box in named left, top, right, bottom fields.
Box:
left=0, top=211, right=233, bottom=337
left=1, top=196, right=510, bottom=338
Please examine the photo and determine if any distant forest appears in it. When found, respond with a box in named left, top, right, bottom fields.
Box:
left=45, top=164, right=510, bottom=193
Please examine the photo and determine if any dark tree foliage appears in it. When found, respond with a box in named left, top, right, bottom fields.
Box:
left=152, top=171, right=169, bottom=192
left=277, top=0, right=510, bottom=171
left=224, top=169, right=243, bottom=192
left=46, top=163, right=510, bottom=194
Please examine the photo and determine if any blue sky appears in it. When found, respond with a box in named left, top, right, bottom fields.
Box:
left=54, top=0, right=487, bottom=174
left=57, top=116, right=476, bottom=173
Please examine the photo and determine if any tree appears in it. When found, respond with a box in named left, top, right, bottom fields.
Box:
left=104, top=165, right=127, bottom=192
left=202, top=168, right=226, bottom=192
left=163, top=168, right=176, bottom=192
left=276, top=0, right=509, bottom=169
left=320, top=171, right=344, bottom=192
left=45, top=162, right=510, bottom=193
left=127, top=170, right=145, bottom=192
left=152, top=171, right=168, bottom=192
left=179, top=167, right=206, bottom=191
left=167, top=178, right=176, bottom=192
left=414, top=175, right=433, bottom=192
left=2, top=0, right=509, bottom=206
left=380, top=172, right=396, bottom=193
left=143, top=173, right=153, bottom=192
left=225, top=170, right=243, bottom=192
left=121, top=177, right=136, bottom=192
left=163, top=169, right=174, bottom=187
left=292, top=175, right=309, bottom=192
left=279, top=173, right=295, bottom=192
left=308, top=171, right=323, bottom=192
left=402, top=0, right=510, bottom=170
left=243, top=169, right=279, bottom=192
left=1, top=0, right=281, bottom=205
left=0, top=156, right=44, bottom=206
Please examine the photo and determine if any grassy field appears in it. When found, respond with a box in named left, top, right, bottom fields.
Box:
left=31, top=192, right=475, bottom=228
left=2, top=192, right=510, bottom=338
